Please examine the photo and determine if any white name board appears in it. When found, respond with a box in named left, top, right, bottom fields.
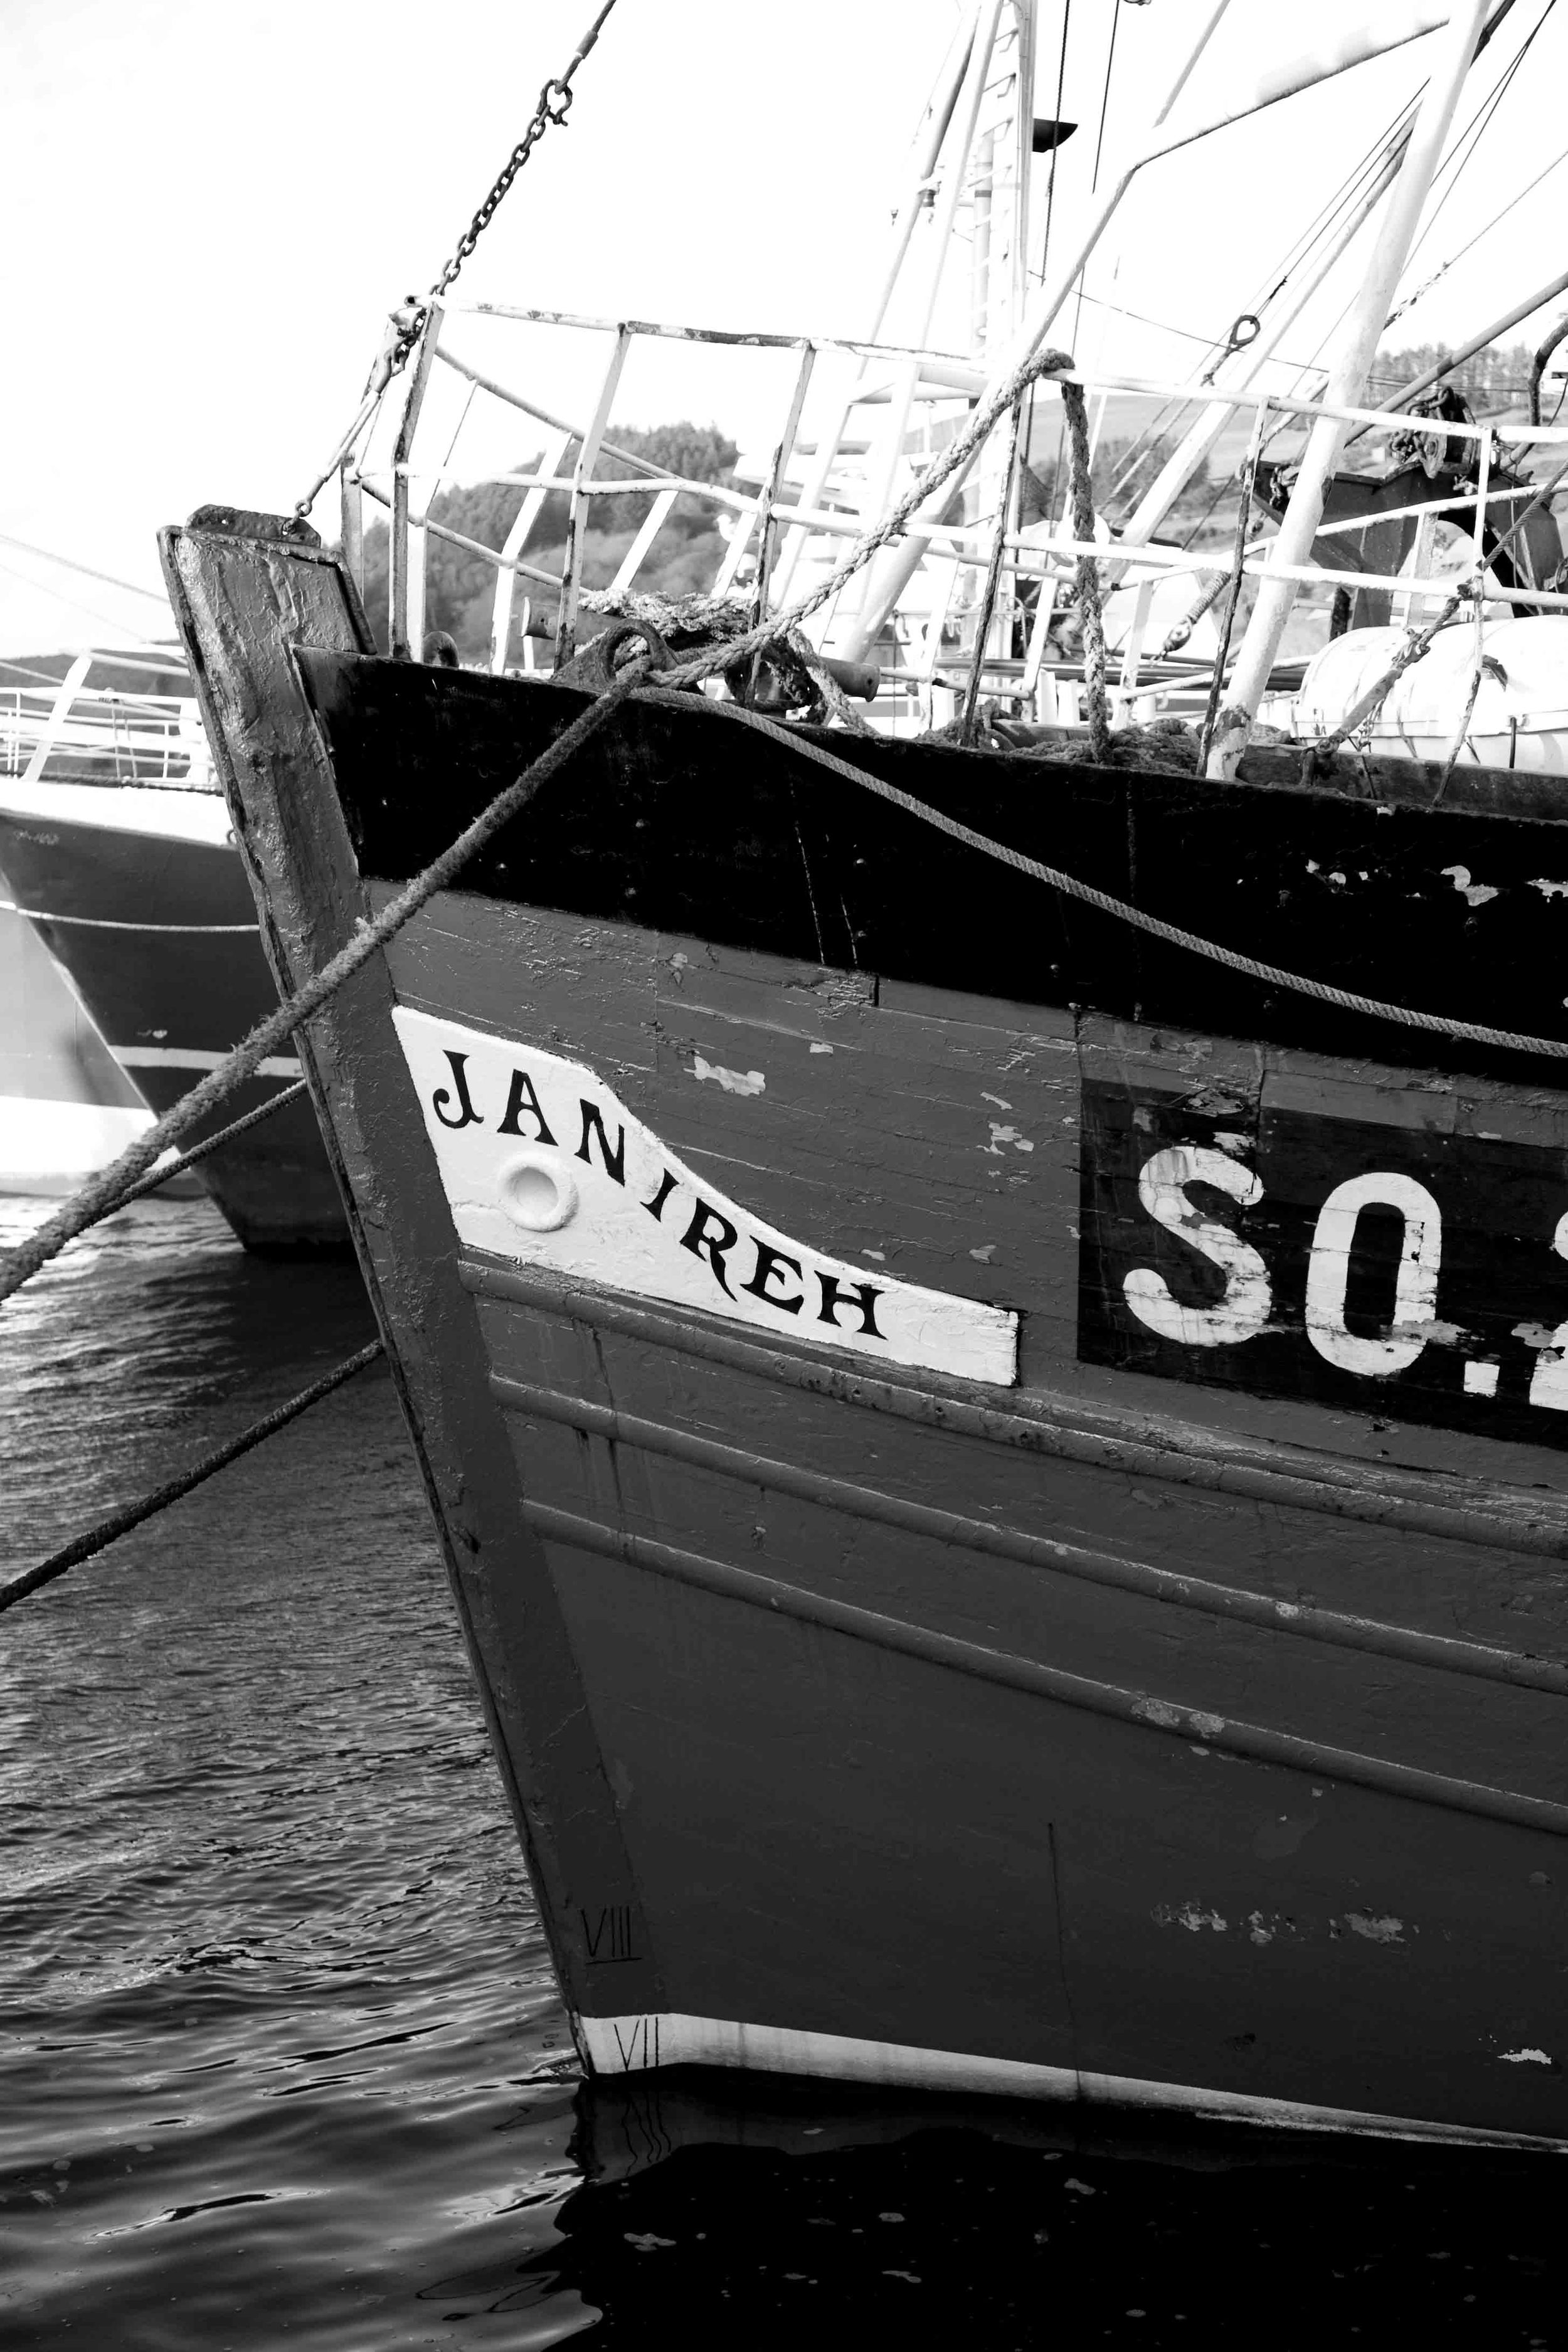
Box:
left=394, top=1008, right=1018, bottom=1386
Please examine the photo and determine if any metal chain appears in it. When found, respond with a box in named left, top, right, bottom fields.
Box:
left=390, top=3, right=619, bottom=375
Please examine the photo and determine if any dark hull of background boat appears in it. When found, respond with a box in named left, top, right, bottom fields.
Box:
left=0, top=802, right=347, bottom=1253
left=162, top=512, right=1568, bottom=2151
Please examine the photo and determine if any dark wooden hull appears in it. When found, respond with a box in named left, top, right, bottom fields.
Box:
left=0, top=798, right=347, bottom=1252
left=163, top=512, right=1568, bottom=2149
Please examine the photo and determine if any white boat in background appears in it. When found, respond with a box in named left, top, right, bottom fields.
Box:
left=0, top=650, right=198, bottom=1196
left=0, top=646, right=345, bottom=1244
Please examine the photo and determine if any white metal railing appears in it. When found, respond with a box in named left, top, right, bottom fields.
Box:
left=0, top=657, right=210, bottom=790
left=282, top=0, right=1568, bottom=765
left=339, top=294, right=1568, bottom=734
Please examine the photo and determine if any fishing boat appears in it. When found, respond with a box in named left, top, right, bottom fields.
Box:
left=0, top=648, right=346, bottom=1251
left=166, top=0, right=1568, bottom=2146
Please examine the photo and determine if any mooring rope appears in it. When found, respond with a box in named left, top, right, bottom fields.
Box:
left=656, top=691, right=1568, bottom=1062
left=0, top=1340, right=384, bottom=1617
left=670, top=346, right=1089, bottom=691
left=1057, top=381, right=1111, bottom=763
left=11, top=322, right=1568, bottom=1302
left=114, top=1078, right=311, bottom=1207
left=0, top=667, right=649, bottom=1307
left=0, top=334, right=1100, bottom=1309
left=0, top=899, right=258, bottom=935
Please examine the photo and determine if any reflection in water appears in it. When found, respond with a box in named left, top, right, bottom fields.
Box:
left=1, top=1200, right=1562, bottom=2346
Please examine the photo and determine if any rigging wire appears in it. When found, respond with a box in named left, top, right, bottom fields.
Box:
left=0, top=532, right=168, bottom=604
left=1393, top=149, right=1568, bottom=333
left=1036, top=0, right=1073, bottom=294
left=1300, top=9, right=1565, bottom=460
left=1118, top=8, right=1557, bottom=524
left=297, top=3, right=620, bottom=516
left=1099, top=100, right=1424, bottom=519
left=1098, top=2, right=1548, bottom=508
left=1386, top=0, right=1556, bottom=322
left=1073, top=289, right=1325, bottom=378
left=1066, top=1, right=1121, bottom=366
left=1086, top=0, right=1120, bottom=193
left=1039, top=24, right=1424, bottom=526
left=1254, top=98, right=1419, bottom=311
left=0, top=556, right=177, bottom=653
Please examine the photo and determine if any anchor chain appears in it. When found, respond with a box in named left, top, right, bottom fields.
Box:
left=294, top=4, right=620, bottom=516
left=389, top=2, right=620, bottom=378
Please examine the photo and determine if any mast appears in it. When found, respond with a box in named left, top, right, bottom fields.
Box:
left=966, top=3, right=1038, bottom=689
left=840, top=2, right=1501, bottom=667
left=796, top=2, right=1035, bottom=652
left=841, top=0, right=1234, bottom=659
left=766, top=4, right=989, bottom=613
left=1208, top=0, right=1494, bottom=774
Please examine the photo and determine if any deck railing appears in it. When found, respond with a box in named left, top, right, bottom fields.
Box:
left=340, top=299, right=1568, bottom=734
left=0, top=654, right=208, bottom=790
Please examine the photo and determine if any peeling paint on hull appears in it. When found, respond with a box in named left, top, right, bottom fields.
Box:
left=164, top=514, right=1568, bottom=2150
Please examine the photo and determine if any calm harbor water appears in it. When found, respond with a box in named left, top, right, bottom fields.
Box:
left=2, top=1194, right=1565, bottom=2349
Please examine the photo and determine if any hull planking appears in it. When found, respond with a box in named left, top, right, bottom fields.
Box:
left=161, top=510, right=1568, bottom=2149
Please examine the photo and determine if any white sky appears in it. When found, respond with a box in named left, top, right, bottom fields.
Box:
left=4, top=0, right=1567, bottom=653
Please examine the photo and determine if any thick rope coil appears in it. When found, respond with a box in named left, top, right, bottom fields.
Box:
left=1058, top=380, right=1111, bottom=764
left=1199, top=443, right=1259, bottom=771
left=961, top=398, right=1026, bottom=746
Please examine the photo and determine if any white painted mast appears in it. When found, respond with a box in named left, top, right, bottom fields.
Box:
left=1207, top=0, right=1493, bottom=773
left=765, top=5, right=989, bottom=612
left=840, top=2, right=1501, bottom=666
left=788, top=1, right=1036, bottom=652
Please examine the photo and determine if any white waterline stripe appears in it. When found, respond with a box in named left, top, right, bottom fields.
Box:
left=576, top=2013, right=1568, bottom=2154
left=112, top=1047, right=302, bottom=1078
left=0, top=899, right=257, bottom=935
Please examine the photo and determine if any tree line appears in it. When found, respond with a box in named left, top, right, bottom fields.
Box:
left=359, top=421, right=739, bottom=660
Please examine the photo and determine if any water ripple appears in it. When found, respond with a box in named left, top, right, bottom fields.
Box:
left=4, top=1199, right=1564, bottom=2346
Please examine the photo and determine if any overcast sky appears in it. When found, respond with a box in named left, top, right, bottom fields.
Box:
left=4, top=0, right=1567, bottom=653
